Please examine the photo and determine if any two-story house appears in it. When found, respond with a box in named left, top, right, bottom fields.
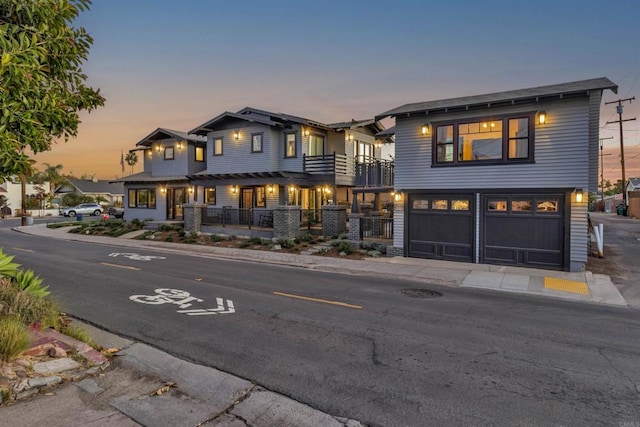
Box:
left=377, top=77, right=617, bottom=272
left=187, top=107, right=387, bottom=226
left=117, top=128, right=206, bottom=221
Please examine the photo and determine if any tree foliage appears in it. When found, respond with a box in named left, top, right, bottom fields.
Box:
left=0, top=0, right=105, bottom=179
left=125, top=151, right=138, bottom=175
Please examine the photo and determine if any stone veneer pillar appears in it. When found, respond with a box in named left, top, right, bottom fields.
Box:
left=274, top=206, right=301, bottom=240
left=348, top=213, right=363, bottom=242
left=183, top=203, right=204, bottom=233
left=322, top=205, right=347, bottom=238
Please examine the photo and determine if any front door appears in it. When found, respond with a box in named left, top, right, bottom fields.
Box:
left=240, top=188, right=253, bottom=224
left=166, top=188, right=187, bottom=220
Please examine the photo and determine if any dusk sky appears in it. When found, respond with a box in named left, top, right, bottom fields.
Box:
left=34, top=0, right=640, bottom=185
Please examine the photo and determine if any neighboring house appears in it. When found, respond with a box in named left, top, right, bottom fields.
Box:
left=115, top=128, right=206, bottom=221
left=187, top=107, right=388, bottom=222
left=0, top=177, right=50, bottom=216
left=627, top=177, right=640, bottom=195
left=377, top=77, right=618, bottom=272
left=56, top=178, right=125, bottom=207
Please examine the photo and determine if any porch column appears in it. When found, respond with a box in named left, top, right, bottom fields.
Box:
left=274, top=205, right=301, bottom=240
left=348, top=213, right=363, bottom=242
left=322, top=205, right=347, bottom=238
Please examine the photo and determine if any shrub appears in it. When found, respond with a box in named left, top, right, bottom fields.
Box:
left=131, top=218, right=141, bottom=227
left=247, top=237, right=263, bottom=245
left=338, top=233, right=349, bottom=240
left=0, top=279, right=60, bottom=329
left=337, top=241, right=354, bottom=255
left=61, top=325, right=96, bottom=348
left=238, top=241, right=252, bottom=249
left=281, top=239, right=296, bottom=249
left=13, top=269, right=50, bottom=298
left=299, top=234, right=314, bottom=242
left=210, top=234, right=222, bottom=243
left=0, top=317, right=30, bottom=362
left=165, top=237, right=173, bottom=242
left=0, top=248, right=20, bottom=278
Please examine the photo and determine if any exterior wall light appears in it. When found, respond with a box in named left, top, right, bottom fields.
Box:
left=231, top=185, right=237, bottom=194
left=303, top=127, right=310, bottom=137
left=188, top=186, right=194, bottom=194
left=575, top=189, right=584, bottom=203
left=155, top=144, right=161, bottom=152
left=160, top=186, right=166, bottom=194
left=176, top=141, right=184, bottom=150
left=347, top=133, right=354, bottom=141
left=420, top=124, right=431, bottom=136
left=537, top=111, right=547, bottom=125
left=289, top=185, right=295, bottom=194
left=234, top=132, right=240, bottom=141
left=268, top=185, right=274, bottom=194
left=393, top=192, right=403, bottom=202
left=147, top=149, right=152, bottom=156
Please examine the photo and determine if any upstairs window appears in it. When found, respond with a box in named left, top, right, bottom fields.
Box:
left=433, top=114, right=533, bottom=166
left=308, top=135, right=324, bottom=156
left=355, top=141, right=374, bottom=163
left=195, top=146, right=204, bottom=162
left=251, top=133, right=263, bottom=153
left=285, top=133, right=296, bottom=158
left=213, top=138, right=223, bottom=156
left=164, top=146, right=174, bottom=160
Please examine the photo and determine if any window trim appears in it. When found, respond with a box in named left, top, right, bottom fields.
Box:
left=251, top=133, right=264, bottom=153
left=284, top=132, right=297, bottom=158
left=213, top=137, right=223, bottom=156
left=431, top=113, right=534, bottom=167
left=164, top=146, right=175, bottom=160
left=128, top=188, right=157, bottom=209
left=195, top=145, right=204, bottom=162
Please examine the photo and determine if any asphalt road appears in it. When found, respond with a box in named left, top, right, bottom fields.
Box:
left=2, top=225, right=640, bottom=426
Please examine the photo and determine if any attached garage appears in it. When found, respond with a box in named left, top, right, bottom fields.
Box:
left=407, top=191, right=568, bottom=270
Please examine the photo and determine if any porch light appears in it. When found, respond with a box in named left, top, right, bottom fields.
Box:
left=420, top=124, right=431, bottom=136
left=289, top=185, right=295, bottom=194
left=323, top=186, right=331, bottom=194
left=147, top=149, right=152, bottom=156
left=575, top=189, right=584, bottom=203
left=155, top=144, right=161, bottom=152
left=537, top=111, right=547, bottom=125
left=188, top=186, right=194, bottom=194
left=177, top=141, right=184, bottom=150
left=231, top=185, right=237, bottom=194
left=160, top=186, right=166, bottom=194
left=393, top=192, right=403, bottom=202
left=234, top=131, right=240, bottom=141
left=302, top=127, right=310, bottom=137
left=347, top=133, right=354, bottom=141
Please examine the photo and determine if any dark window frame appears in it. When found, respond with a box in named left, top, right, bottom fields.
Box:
left=164, top=146, right=175, bottom=160
left=213, top=137, right=223, bottom=156
left=204, top=187, right=216, bottom=204
left=251, top=133, right=264, bottom=153
left=432, top=113, right=534, bottom=167
left=255, top=186, right=266, bottom=207
left=128, top=188, right=157, bottom=209
left=195, top=145, right=205, bottom=162
left=284, top=132, right=297, bottom=158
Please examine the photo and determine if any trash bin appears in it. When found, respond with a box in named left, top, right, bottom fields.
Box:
left=616, top=204, right=624, bottom=215
left=76, top=213, right=83, bottom=221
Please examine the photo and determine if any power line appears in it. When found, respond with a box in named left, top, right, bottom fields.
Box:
left=605, top=97, right=636, bottom=206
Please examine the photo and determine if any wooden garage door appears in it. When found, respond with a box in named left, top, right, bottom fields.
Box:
left=408, top=194, right=474, bottom=262
left=482, top=194, right=564, bottom=270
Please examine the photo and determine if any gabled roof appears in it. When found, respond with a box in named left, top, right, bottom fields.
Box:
left=327, top=119, right=386, bottom=135
left=628, top=177, right=640, bottom=187
left=135, top=128, right=205, bottom=147
left=190, top=107, right=332, bottom=135
left=63, top=179, right=124, bottom=195
left=110, top=172, right=189, bottom=184
left=377, top=77, right=618, bottom=119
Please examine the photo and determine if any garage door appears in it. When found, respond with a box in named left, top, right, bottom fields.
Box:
left=408, top=194, right=474, bottom=262
left=482, top=194, right=565, bottom=270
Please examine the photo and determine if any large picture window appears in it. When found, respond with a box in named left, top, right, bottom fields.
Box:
left=433, top=114, right=532, bottom=165
left=128, top=189, right=156, bottom=209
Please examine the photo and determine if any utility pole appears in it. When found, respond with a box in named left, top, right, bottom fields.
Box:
left=606, top=97, right=636, bottom=207
left=599, top=136, right=613, bottom=208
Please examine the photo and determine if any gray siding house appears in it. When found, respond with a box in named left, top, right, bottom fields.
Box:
left=188, top=107, right=386, bottom=217
left=117, top=128, right=206, bottom=221
left=377, top=77, right=617, bottom=272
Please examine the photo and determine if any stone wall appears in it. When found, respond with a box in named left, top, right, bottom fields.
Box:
left=322, top=205, right=347, bottom=238
left=274, top=206, right=301, bottom=240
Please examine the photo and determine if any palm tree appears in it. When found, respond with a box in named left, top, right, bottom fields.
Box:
left=125, top=152, right=138, bottom=175
left=41, top=163, right=67, bottom=195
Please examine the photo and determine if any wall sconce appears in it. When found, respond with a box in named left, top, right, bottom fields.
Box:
left=147, top=149, right=152, bottom=156
left=289, top=185, right=295, bottom=194
left=233, top=131, right=240, bottom=141
left=393, top=192, right=403, bottom=202
left=188, top=186, right=194, bottom=194
left=155, top=144, right=161, bottom=152
left=575, top=188, right=584, bottom=203
left=177, top=141, right=184, bottom=150
left=160, top=186, right=166, bottom=194
left=231, top=185, right=237, bottom=194
left=347, top=133, right=354, bottom=141
left=302, top=127, right=310, bottom=137
left=268, top=185, right=274, bottom=194
left=323, top=186, right=331, bottom=194
left=420, top=124, right=431, bottom=136
left=537, top=111, right=547, bottom=125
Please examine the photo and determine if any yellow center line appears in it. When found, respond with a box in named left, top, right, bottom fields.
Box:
left=273, top=291, right=363, bottom=309
left=12, top=247, right=34, bottom=253
left=100, top=262, right=140, bottom=271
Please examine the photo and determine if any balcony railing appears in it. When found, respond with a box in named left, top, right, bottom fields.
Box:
left=355, top=159, right=394, bottom=187
left=303, top=153, right=351, bottom=175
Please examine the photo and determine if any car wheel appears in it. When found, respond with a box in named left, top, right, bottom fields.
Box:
left=94, top=210, right=101, bottom=216
left=68, top=211, right=76, bottom=217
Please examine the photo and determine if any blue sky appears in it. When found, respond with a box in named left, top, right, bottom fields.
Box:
left=36, top=0, right=640, bottom=181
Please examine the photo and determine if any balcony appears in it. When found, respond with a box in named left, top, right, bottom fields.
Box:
left=303, top=153, right=352, bottom=176
left=355, top=159, right=394, bottom=187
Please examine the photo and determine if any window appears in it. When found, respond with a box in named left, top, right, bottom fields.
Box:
left=204, top=187, right=216, bottom=204
left=285, top=133, right=296, bottom=158
left=412, top=199, right=429, bottom=210
left=213, top=138, right=223, bottom=156
left=255, top=187, right=266, bottom=207
left=128, top=189, right=156, bottom=209
left=488, top=200, right=507, bottom=211
left=355, top=141, right=374, bottom=163
left=251, top=133, right=263, bottom=153
left=308, top=135, right=324, bottom=156
left=537, top=199, right=558, bottom=212
left=195, top=146, right=204, bottom=162
left=433, top=114, right=532, bottom=165
left=451, top=199, right=470, bottom=210
left=164, top=146, right=174, bottom=160
left=512, top=200, right=532, bottom=212
left=432, top=199, right=448, bottom=210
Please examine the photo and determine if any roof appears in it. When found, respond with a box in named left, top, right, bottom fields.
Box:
left=110, top=172, right=189, bottom=184
left=628, top=177, right=640, bottom=187
left=375, top=126, right=395, bottom=137
left=327, top=119, right=386, bottom=135
left=64, top=179, right=124, bottom=195
left=377, top=77, right=618, bottom=119
left=135, top=128, right=205, bottom=147
left=190, top=107, right=332, bottom=135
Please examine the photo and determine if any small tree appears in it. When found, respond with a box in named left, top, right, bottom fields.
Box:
left=125, top=151, right=138, bottom=175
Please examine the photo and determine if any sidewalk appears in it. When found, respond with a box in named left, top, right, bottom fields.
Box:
left=14, top=223, right=629, bottom=308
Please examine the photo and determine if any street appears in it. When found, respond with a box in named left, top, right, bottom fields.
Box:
left=1, top=221, right=640, bottom=426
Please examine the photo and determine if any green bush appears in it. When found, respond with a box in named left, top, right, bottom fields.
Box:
left=13, top=269, right=50, bottom=298
left=210, top=234, right=223, bottom=243
left=281, top=239, right=296, bottom=249
left=247, top=237, right=263, bottom=245
left=0, top=279, right=60, bottom=329
left=299, top=234, right=314, bottom=242
left=131, top=218, right=141, bottom=227
left=0, top=317, right=30, bottom=362
left=61, top=325, right=96, bottom=348
left=238, top=241, right=252, bottom=248
left=337, top=241, right=354, bottom=255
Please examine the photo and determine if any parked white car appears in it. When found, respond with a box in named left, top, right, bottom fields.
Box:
left=59, top=203, right=103, bottom=217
